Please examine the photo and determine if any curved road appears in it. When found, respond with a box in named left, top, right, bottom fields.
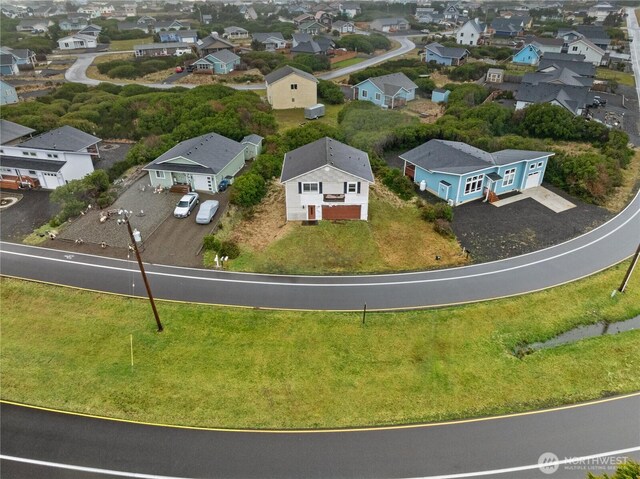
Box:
left=64, top=37, right=416, bottom=89
left=2, top=395, right=639, bottom=478
left=1, top=188, right=638, bottom=311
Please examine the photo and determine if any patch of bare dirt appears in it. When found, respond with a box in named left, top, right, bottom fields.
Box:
left=176, top=73, right=214, bottom=85
left=231, top=183, right=294, bottom=251
left=405, top=97, right=445, bottom=123
left=430, top=71, right=456, bottom=87
left=370, top=182, right=412, bottom=208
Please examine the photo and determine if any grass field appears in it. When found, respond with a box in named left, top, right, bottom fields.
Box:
left=228, top=190, right=467, bottom=274
left=332, top=57, right=365, bottom=70
left=2, top=260, right=639, bottom=429
left=109, top=37, right=153, bottom=52
left=596, top=67, right=636, bottom=87
left=272, top=103, right=343, bottom=132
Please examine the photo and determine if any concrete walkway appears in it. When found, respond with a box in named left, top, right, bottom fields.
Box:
left=492, top=186, right=576, bottom=213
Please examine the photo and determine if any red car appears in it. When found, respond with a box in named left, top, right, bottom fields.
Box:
left=175, top=66, right=184, bottom=73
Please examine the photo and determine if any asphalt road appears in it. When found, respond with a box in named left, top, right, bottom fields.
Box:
left=1, top=188, right=638, bottom=311
left=63, top=37, right=416, bottom=90
left=2, top=394, right=639, bottom=479
left=627, top=8, right=640, bottom=103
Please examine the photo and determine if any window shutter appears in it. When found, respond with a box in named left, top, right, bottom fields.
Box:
left=319, top=182, right=323, bottom=193
left=357, top=182, right=361, bottom=194
left=298, top=182, right=302, bottom=194
left=343, top=182, right=347, bottom=193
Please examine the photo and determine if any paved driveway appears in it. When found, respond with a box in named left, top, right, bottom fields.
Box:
left=0, top=189, right=60, bottom=242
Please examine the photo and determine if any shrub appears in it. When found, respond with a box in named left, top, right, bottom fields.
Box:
left=219, top=240, right=240, bottom=259
left=382, top=168, right=415, bottom=200
left=107, top=64, right=138, bottom=79
left=317, top=79, right=344, bottom=105
left=419, top=202, right=453, bottom=222
left=433, top=218, right=454, bottom=238
left=230, top=173, right=267, bottom=207
left=96, top=190, right=116, bottom=208
left=203, top=234, right=221, bottom=251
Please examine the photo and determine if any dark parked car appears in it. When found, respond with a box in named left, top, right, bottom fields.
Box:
left=218, top=178, right=230, bottom=192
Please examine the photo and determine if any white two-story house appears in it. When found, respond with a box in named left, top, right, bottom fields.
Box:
left=280, top=137, right=374, bottom=221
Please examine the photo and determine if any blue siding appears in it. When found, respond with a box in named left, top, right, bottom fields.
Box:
left=0, top=81, right=18, bottom=105
left=212, top=58, right=240, bottom=74
left=431, top=90, right=450, bottom=103
left=354, top=79, right=384, bottom=106
left=0, top=65, right=16, bottom=75
left=425, top=50, right=453, bottom=65
left=409, top=155, right=550, bottom=205
left=512, top=44, right=540, bottom=65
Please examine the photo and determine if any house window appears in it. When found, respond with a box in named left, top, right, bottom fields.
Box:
left=502, top=168, right=516, bottom=187
left=529, top=163, right=536, bottom=170
left=23, top=151, right=30, bottom=156
left=460, top=32, right=464, bottom=37
left=155, top=170, right=165, bottom=179
left=47, top=153, right=59, bottom=158
left=291, top=84, right=298, bottom=90
left=30, top=152, right=37, bottom=156
left=361, top=90, right=368, bottom=98
left=572, top=46, right=578, bottom=51
left=347, top=182, right=357, bottom=193
left=375, top=92, right=381, bottom=101
left=464, top=174, right=483, bottom=194
left=302, top=182, right=319, bottom=193
left=29, top=170, right=36, bottom=174
left=537, top=161, right=543, bottom=168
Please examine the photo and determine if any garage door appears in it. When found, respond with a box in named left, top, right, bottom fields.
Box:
left=192, top=174, right=212, bottom=192
left=525, top=172, right=540, bottom=189
left=41, top=172, right=63, bottom=189
left=322, top=205, right=361, bottom=220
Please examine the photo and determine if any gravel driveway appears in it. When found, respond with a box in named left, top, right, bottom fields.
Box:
left=451, top=183, right=613, bottom=262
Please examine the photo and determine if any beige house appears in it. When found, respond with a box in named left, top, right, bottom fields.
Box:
left=265, top=65, right=318, bottom=110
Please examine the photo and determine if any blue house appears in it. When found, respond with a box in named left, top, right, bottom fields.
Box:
left=352, top=72, right=418, bottom=109
left=431, top=88, right=450, bottom=103
left=192, top=49, right=241, bottom=74
left=0, top=80, right=18, bottom=105
left=424, top=42, right=469, bottom=66
left=512, top=44, right=541, bottom=65
left=400, top=140, right=554, bottom=206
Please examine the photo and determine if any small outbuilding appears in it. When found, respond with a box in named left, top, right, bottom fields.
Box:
left=431, top=88, right=450, bottom=103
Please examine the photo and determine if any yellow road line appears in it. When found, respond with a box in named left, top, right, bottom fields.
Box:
left=2, top=392, right=639, bottom=434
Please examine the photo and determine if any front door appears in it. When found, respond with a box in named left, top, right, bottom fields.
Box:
left=308, top=205, right=316, bottom=220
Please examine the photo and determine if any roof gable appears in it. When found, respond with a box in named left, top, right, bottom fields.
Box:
left=264, top=65, right=318, bottom=85
left=18, top=125, right=100, bottom=151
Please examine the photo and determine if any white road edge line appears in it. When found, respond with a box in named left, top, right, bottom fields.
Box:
left=3, top=446, right=640, bottom=479
left=2, top=204, right=638, bottom=288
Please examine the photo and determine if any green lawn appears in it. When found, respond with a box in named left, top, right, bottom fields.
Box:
left=332, top=57, right=365, bottom=70
left=596, top=67, right=636, bottom=87
left=272, top=103, right=343, bottom=132
left=1, top=260, right=639, bottom=429
left=229, top=194, right=467, bottom=274
left=110, top=37, right=153, bottom=52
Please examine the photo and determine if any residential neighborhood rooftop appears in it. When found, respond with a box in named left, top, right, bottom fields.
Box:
left=18, top=125, right=100, bottom=151
left=264, top=65, right=318, bottom=85
left=281, top=137, right=374, bottom=183
left=0, top=119, right=35, bottom=145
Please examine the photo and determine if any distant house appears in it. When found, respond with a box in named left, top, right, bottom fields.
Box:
left=265, top=65, right=318, bottom=110
left=223, top=26, right=249, bottom=40
left=566, top=37, right=606, bottom=66
left=424, top=42, right=469, bottom=66
left=201, top=14, right=212, bottom=24
left=0, top=54, right=19, bottom=76
left=339, top=2, right=361, bottom=18
left=522, top=66, right=593, bottom=87
left=352, top=72, right=418, bottom=109
left=77, top=24, right=102, bottom=37
left=0, top=47, right=36, bottom=67
left=16, top=18, right=52, bottom=33
left=242, top=6, right=258, bottom=21
left=192, top=50, right=241, bottom=74
left=400, top=139, right=554, bottom=206
left=456, top=19, right=486, bottom=46
left=60, top=16, right=89, bottom=31
left=486, top=68, right=504, bottom=83
left=252, top=32, right=287, bottom=51
left=431, top=88, right=450, bottom=103
left=443, top=4, right=460, bottom=22
left=144, top=132, right=257, bottom=193
left=294, top=13, right=315, bottom=26
left=241, top=134, right=264, bottom=161
left=573, top=25, right=611, bottom=51
left=525, top=36, right=564, bottom=55
left=489, top=17, right=529, bottom=37
left=0, top=80, right=18, bottom=106
left=298, top=21, right=325, bottom=35
left=280, top=137, right=374, bottom=221
left=417, top=12, right=445, bottom=24
left=159, top=30, right=198, bottom=44
left=152, top=20, right=190, bottom=33
left=515, top=84, right=590, bottom=115
left=587, top=2, right=619, bottom=22
left=332, top=20, right=355, bottom=34
left=0, top=120, right=34, bottom=145
left=196, top=34, right=235, bottom=56
left=134, top=42, right=191, bottom=57
left=57, top=34, right=98, bottom=50
left=117, top=21, right=149, bottom=33
left=0, top=125, right=101, bottom=190
left=291, top=34, right=333, bottom=55
left=512, top=44, right=541, bottom=65
left=370, top=17, right=409, bottom=33
left=537, top=58, right=595, bottom=77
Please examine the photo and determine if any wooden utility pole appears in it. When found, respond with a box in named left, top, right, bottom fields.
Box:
left=123, top=215, right=163, bottom=332
left=618, top=242, right=640, bottom=294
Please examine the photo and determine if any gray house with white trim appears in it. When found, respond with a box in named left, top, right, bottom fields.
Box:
left=280, top=137, right=374, bottom=221
left=144, top=132, right=259, bottom=193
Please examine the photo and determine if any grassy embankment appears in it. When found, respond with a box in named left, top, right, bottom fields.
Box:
left=2, top=259, right=639, bottom=429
